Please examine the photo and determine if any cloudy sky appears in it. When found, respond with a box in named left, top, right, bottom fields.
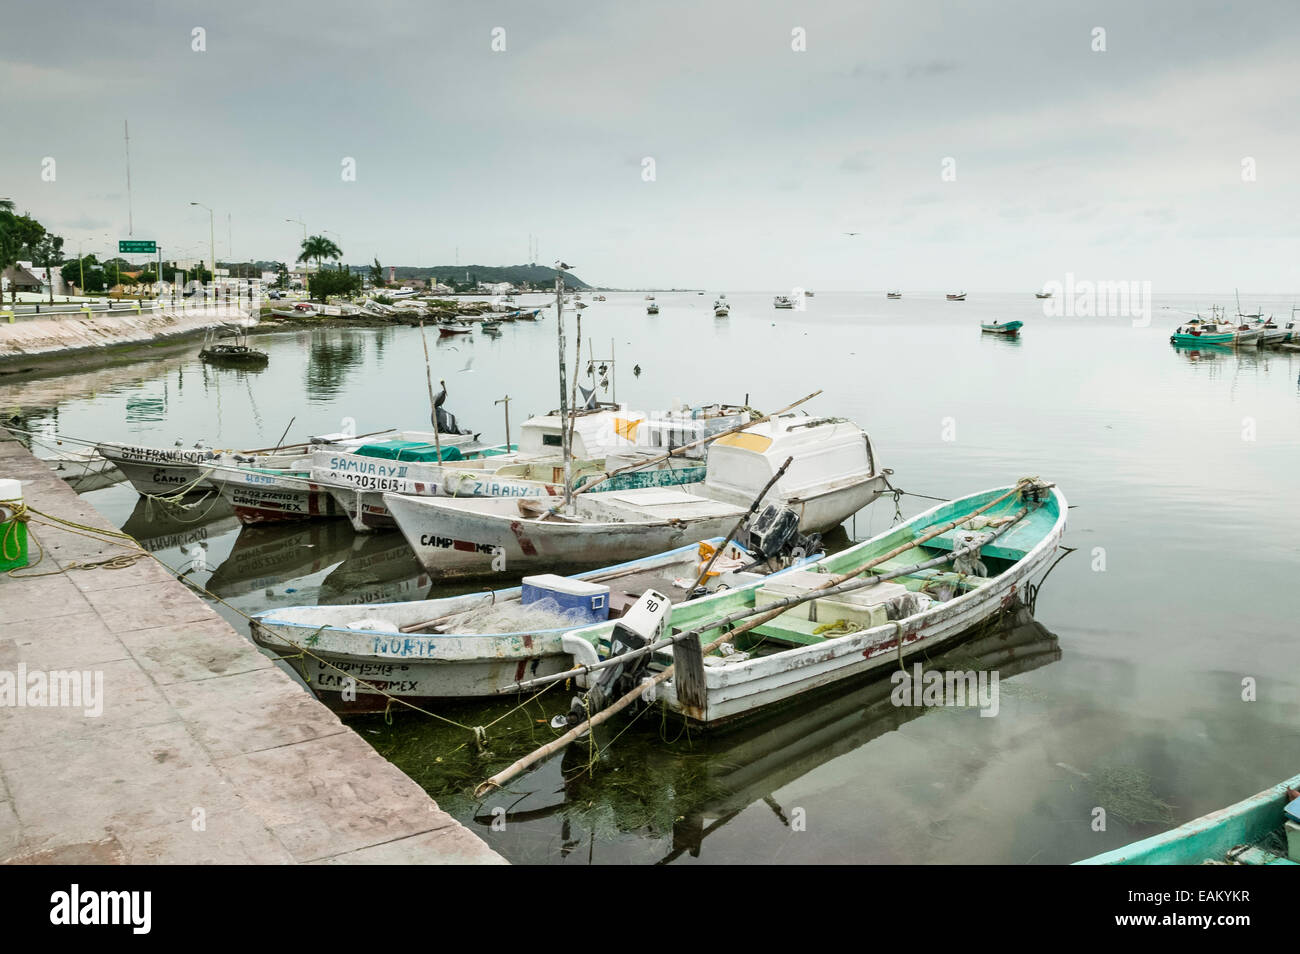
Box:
left=3, top=0, right=1298, bottom=291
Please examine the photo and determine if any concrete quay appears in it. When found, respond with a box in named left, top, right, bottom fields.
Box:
left=0, top=428, right=502, bottom=864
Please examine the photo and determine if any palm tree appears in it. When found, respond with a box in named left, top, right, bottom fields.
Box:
left=298, top=234, right=342, bottom=273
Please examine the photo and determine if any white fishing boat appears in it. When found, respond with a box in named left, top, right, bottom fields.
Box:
left=773, top=295, right=795, bottom=309
left=269, top=302, right=323, bottom=319
left=95, top=430, right=398, bottom=497
left=383, top=416, right=888, bottom=580
left=437, top=321, right=473, bottom=336
left=200, top=431, right=488, bottom=524
left=248, top=538, right=806, bottom=709
left=647, top=303, right=660, bottom=315
left=39, top=449, right=125, bottom=493
left=714, top=298, right=730, bottom=317
left=314, top=403, right=749, bottom=531
left=557, top=479, right=1066, bottom=726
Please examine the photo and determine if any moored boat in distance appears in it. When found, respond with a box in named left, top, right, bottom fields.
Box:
left=713, top=297, right=730, bottom=317
left=773, top=295, right=795, bottom=309
left=1170, top=306, right=1261, bottom=348
left=981, top=320, right=1023, bottom=337
left=886, top=290, right=902, bottom=299
left=946, top=292, right=967, bottom=301
left=1076, top=771, right=1300, bottom=865
left=647, top=302, right=659, bottom=314
left=1035, top=291, right=1053, bottom=299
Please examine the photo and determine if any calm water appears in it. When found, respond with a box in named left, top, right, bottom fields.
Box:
left=5, top=290, right=1299, bottom=864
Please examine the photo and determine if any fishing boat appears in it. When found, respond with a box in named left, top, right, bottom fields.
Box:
left=556, top=478, right=1065, bottom=726
left=383, top=416, right=888, bottom=580
left=39, top=449, right=125, bottom=494
left=645, top=294, right=655, bottom=301
left=198, top=328, right=268, bottom=368
left=886, top=291, right=902, bottom=299
left=946, top=292, right=967, bottom=301
left=1076, top=771, right=1300, bottom=865
left=203, top=431, right=496, bottom=525
left=1035, top=291, right=1053, bottom=299
left=980, top=320, right=1022, bottom=337
left=95, top=430, right=392, bottom=497
left=1250, top=316, right=1288, bottom=347
left=647, top=303, right=660, bottom=315
left=269, top=302, right=322, bottom=319
left=773, top=295, right=795, bottom=309
left=314, top=403, right=747, bottom=531
left=1170, top=307, right=1261, bottom=348
left=713, top=298, right=730, bottom=317
left=438, top=321, right=473, bottom=336
left=480, top=320, right=502, bottom=332
left=512, top=308, right=543, bottom=321
left=249, top=538, right=811, bottom=709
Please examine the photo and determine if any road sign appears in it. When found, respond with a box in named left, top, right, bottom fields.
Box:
left=118, top=240, right=156, bottom=254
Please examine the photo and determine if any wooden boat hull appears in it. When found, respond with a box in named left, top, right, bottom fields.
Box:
left=206, top=469, right=344, bottom=524
left=981, top=321, right=1022, bottom=336
left=383, top=474, right=887, bottom=580
left=558, top=482, right=1066, bottom=727
left=251, top=540, right=785, bottom=707
left=1076, top=771, right=1300, bottom=865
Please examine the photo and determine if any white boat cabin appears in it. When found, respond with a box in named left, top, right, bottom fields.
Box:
left=702, top=417, right=877, bottom=508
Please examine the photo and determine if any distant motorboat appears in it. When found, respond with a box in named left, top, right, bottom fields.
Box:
left=946, top=292, right=967, bottom=301
left=980, top=320, right=1022, bottom=337
left=714, top=298, right=730, bottom=317
left=1035, top=291, right=1053, bottom=299
left=438, top=321, right=473, bottom=336
left=647, top=303, right=660, bottom=315
left=886, top=291, right=902, bottom=299
left=773, top=295, right=795, bottom=309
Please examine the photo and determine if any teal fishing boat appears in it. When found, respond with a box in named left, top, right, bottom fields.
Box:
left=1076, top=771, right=1300, bottom=865
left=981, top=320, right=1022, bottom=336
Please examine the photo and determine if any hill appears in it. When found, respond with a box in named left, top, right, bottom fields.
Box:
left=389, top=263, right=591, bottom=290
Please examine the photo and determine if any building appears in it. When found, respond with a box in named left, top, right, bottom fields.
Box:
left=2, top=261, right=72, bottom=297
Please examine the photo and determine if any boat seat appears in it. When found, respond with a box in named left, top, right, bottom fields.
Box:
left=922, top=525, right=1030, bottom=561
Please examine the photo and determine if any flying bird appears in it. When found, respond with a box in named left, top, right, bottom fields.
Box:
left=844, top=231, right=861, bottom=236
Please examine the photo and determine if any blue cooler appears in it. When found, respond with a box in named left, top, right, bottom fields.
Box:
left=520, top=574, right=611, bottom=624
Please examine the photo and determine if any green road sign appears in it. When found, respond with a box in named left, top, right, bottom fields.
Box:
left=118, top=240, right=157, bottom=253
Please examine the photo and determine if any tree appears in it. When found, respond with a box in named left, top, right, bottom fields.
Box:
left=61, top=255, right=106, bottom=293
left=307, top=268, right=361, bottom=301
left=298, top=234, right=342, bottom=273
left=368, top=257, right=385, bottom=287
left=274, top=262, right=289, bottom=289
left=29, top=233, right=64, bottom=304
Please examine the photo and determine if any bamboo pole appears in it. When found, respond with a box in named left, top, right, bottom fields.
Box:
left=574, top=390, right=822, bottom=496
left=475, top=481, right=1047, bottom=795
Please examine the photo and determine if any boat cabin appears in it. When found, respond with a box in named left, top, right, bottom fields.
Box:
left=703, top=417, right=876, bottom=507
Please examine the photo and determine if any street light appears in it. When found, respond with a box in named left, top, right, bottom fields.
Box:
left=191, top=202, right=215, bottom=300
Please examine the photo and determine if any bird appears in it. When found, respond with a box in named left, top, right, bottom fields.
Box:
left=557, top=261, right=573, bottom=270
left=844, top=231, right=861, bottom=236
left=633, top=363, right=642, bottom=376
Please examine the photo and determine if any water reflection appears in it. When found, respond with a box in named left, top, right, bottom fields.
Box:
left=305, top=332, right=368, bottom=399
left=359, top=606, right=1060, bottom=864
left=121, top=493, right=239, bottom=553
left=319, top=530, right=432, bottom=605
left=206, top=519, right=356, bottom=599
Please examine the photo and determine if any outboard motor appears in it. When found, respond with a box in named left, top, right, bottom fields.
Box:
left=564, top=589, right=671, bottom=726
left=740, top=504, right=822, bottom=566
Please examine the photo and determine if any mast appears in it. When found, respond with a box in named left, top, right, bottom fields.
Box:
left=556, top=263, right=572, bottom=508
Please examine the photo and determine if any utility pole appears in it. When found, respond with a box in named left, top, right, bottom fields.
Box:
left=124, top=121, right=133, bottom=237
left=191, top=201, right=214, bottom=300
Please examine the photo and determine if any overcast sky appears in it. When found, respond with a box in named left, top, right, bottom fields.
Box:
left=3, top=0, right=1298, bottom=291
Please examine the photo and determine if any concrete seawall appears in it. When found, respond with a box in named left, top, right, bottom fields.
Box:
left=0, top=304, right=251, bottom=369
left=0, top=428, right=503, bottom=864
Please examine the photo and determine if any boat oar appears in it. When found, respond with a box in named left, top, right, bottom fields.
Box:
left=270, top=416, right=296, bottom=455
left=476, top=482, right=1046, bottom=796
left=573, top=390, right=822, bottom=496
